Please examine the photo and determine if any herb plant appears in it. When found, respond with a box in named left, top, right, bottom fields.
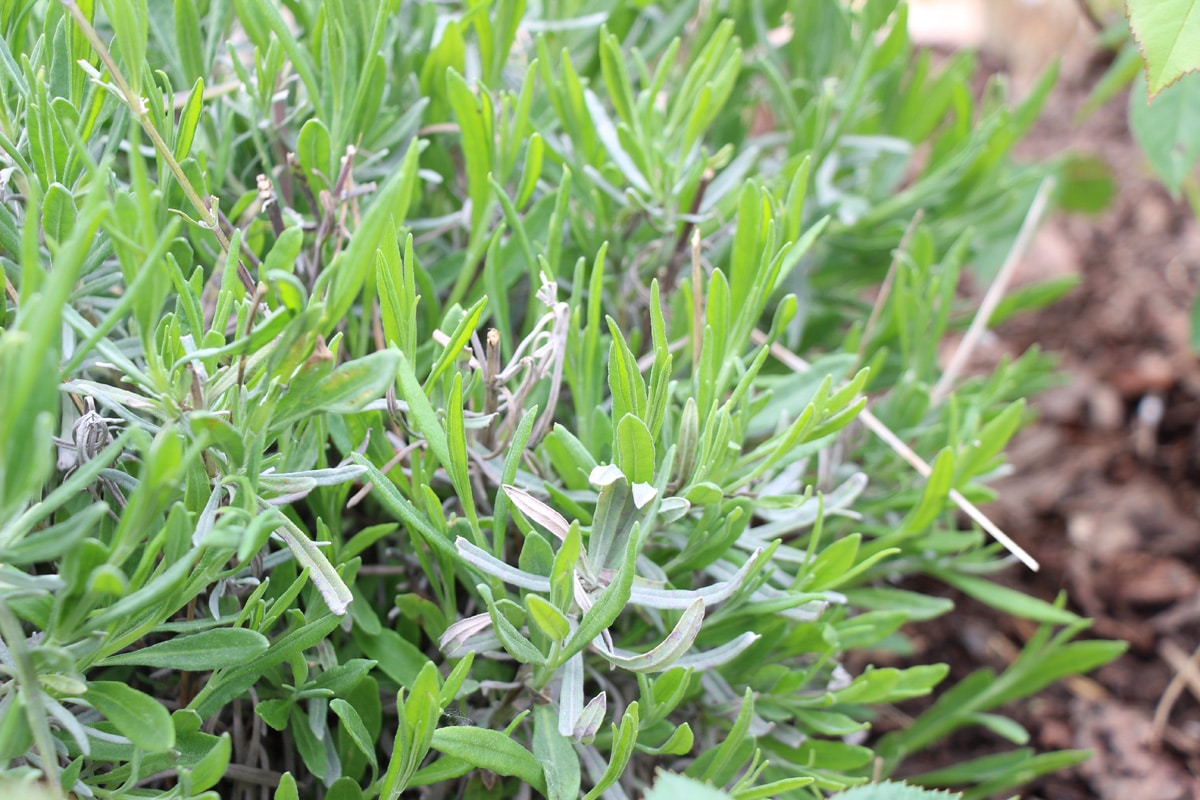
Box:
left=0, top=1, right=1123, bottom=799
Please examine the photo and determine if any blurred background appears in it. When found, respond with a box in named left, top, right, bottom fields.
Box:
left=892, top=2, right=1200, bottom=798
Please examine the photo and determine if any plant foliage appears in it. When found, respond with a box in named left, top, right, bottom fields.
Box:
left=0, top=1, right=1121, bottom=798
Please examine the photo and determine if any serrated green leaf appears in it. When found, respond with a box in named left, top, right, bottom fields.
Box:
left=1128, top=0, right=1200, bottom=97
left=1128, top=71, right=1200, bottom=194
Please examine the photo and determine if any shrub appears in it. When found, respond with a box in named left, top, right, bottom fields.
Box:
left=0, top=1, right=1123, bottom=799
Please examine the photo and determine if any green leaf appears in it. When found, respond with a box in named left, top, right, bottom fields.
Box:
left=327, top=778, right=365, bottom=800
left=321, top=138, right=421, bottom=329
left=174, top=77, right=204, bottom=160
left=86, top=681, right=174, bottom=752
left=395, top=352, right=452, bottom=469
left=317, top=350, right=403, bottom=414
left=479, top=583, right=546, bottom=665
left=427, top=296, right=486, bottom=391
left=430, top=726, right=547, bottom=795
left=929, top=570, right=1080, bottom=625
left=901, top=449, right=953, bottom=534
left=355, top=628, right=430, bottom=688
left=615, top=413, right=655, bottom=484
left=183, top=732, right=231, bottom=792
left=190, top=613, right=341, bottom=719
left=446, top=69, right=494, bottom=232
left=41, top=182, right=76, bottom=247
left=331, top=698, right=378, bottom=770
left=275, top=773, right=300, bottom=800
left=1055, top=153, right=1115, bottom=214
left=526, top=593, right=570, bottom=642
left=831, top=781, right=962, bottom=799
left=99, top=628, right=269, bottom=669
left=581, top=702, right=638, bottom=800
left=1129, top=71, right=1200, bottom=194
left=534, top=704, right=581, bottom=800
left=1128, top=0, right=1200, bottom=97
left=645, top=772, right=732, bottom=800
left=562, top=521, right=640, bottom=664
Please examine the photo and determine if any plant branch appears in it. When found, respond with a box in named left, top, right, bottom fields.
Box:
left=752, top=329, right=1040, bottom=572
left=858, top=209, right=924, bottom=363
left=61, top=0, right=256, bottom=294
left=931, top=178, right=1054, bottom=405
left=0, top=601, right=63, bottom=797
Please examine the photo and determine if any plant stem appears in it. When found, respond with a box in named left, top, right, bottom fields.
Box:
left=931, top=177, right=1054, bottom=405
left=60, top=0, right=256, bottom=294
left=752, top=329, right=1040, bottom=572
left=0, top=601, right=64, bottom=798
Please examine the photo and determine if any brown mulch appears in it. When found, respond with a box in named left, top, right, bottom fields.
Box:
left=884, top=32, right=1200, bottom=799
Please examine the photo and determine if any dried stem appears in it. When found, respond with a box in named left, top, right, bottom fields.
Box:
left=0, top=601, right=63, bottom=797
left=752, top=329, right=1040, bottom=571
left=61, top=0, right=256, bottom=294
left=931, top=178, right=1054, bottom=405
left=1152, top=638, right=1200, bottom=745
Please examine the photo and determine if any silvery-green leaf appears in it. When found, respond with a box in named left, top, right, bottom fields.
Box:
left=595, top=598, right=704, bottom=673
left=456, top=537, right=552, bottom=592
left=672, top=632, right=760, bottom=671
left=572, top=691, right=607, bottom=743
left=588, top=463, right=625, bottom=487
left=362, top=396, right=499, bottom=424
left=271, top=511, right=353, bottom=616
left=628, top=548, right=763, bottom=609
left=558, top=652, right=584, bottom=738
left=439, top=613, right=502, bottom=659
left=259, top=465, right=367, bottom=492
left=631, top=482, right=657, bottom=509
left=193, top=483, right=226, bottom=546
left=658, top=496, right=691, bottom=523
left=45, top=695, right=90, bottom=756
left=503, top=485, right=570, bottom=541
left=753, top=472, right=868, bottom=527
left=583, top=90, right=650, bottom=195
left=636, top=556, right=668, bottom=586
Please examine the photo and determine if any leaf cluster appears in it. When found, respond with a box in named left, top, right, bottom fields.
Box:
left=0, top=1, right=1121, bottom=799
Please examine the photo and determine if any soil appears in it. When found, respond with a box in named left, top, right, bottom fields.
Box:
left=888, top=27, right=1200, bottom=800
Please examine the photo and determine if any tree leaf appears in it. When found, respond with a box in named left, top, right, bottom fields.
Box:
left=1128, top=0, right=1200, bottom=97
left=645, top=772, right=733, bottom=800
left=1128, top=71, right=1200, bottom=194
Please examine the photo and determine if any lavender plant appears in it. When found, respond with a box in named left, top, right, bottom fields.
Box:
left=0, top=1, right=1122, bottom=799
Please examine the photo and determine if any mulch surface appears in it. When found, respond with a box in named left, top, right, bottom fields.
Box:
left=883, top=48, right=1200, bottom=799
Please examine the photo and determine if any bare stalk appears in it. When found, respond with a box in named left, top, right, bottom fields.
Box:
left=61, top=0, right=256, bottom=293
left=930, top=178, right=1054, bottom=405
